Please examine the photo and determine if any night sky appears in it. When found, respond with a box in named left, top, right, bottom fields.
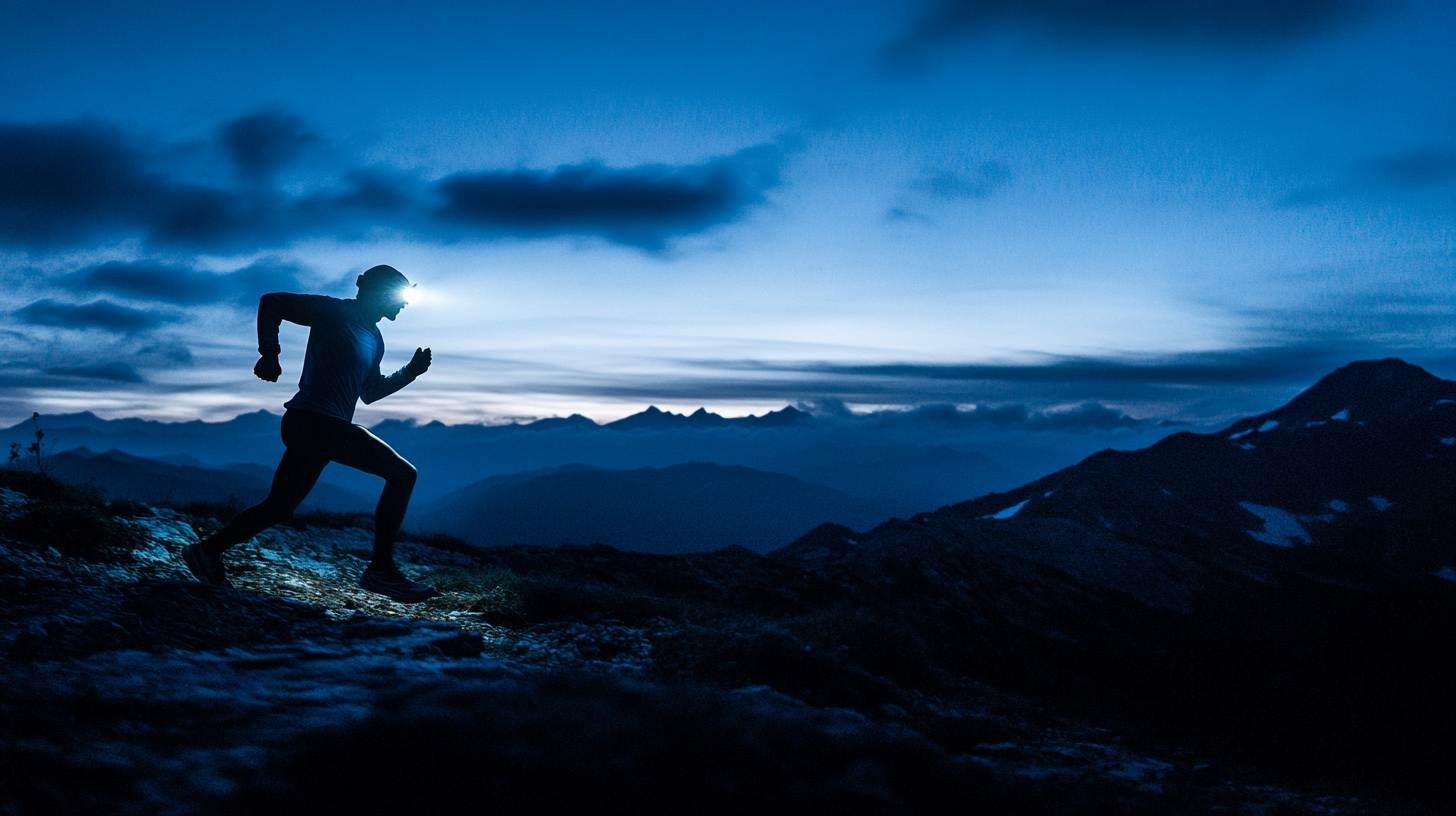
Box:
left=3, top=0, right=1452, bottom=426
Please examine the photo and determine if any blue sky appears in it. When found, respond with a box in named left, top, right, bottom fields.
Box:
left=2, top=0, right=1452, bottom=426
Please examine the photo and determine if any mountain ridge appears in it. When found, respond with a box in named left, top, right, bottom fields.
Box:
left=417, top=461, right=900, bottom=554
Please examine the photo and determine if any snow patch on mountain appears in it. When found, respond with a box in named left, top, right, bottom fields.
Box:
left=1367, top=496, right=1392, bottom=511
left=1331, top=409, right=1349, bottom=421
left=985, top=500, right=1029, bottom=520
left=1239, top=502, right=1311, bottom=547
left=1257, top=420, right=1279, bottom=432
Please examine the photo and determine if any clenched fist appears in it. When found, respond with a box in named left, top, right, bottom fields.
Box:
left=255, top=354, right=282, bottom=382
left=405, top=347, right=432, bottom=377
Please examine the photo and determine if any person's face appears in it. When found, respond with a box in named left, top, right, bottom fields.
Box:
left=362, top=286, right=409, bottom=322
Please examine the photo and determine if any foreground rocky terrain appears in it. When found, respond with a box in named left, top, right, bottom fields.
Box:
left=0, top=495, right=1385, bottom=815
left=3, top=359, right=1452, bottom=814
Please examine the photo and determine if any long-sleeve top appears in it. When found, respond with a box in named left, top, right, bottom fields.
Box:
left=257, top=293, right=416, bottom=423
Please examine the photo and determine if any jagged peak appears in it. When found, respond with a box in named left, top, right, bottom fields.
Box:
left=1257, top=358, right=1453, bottom=426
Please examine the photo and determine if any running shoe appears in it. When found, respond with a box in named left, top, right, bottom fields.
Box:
left=359, top=565, right=440, bottom=603
left=182, top=542, right=232, bottom=588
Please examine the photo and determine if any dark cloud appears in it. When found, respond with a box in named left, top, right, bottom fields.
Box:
left=1357, top=145, right=1456, bottom=187
left=0, top=115, right=784, bottom=253
left=63, top=259, right=304, bottom=306
left=42, top=362, right=145, bottom=382
left=13, top=299, right=177, bottom=333
left=1278, top=144, right=1456, bottom=206
left=432, top=144, right=783, bottom=250
left=219, top=111, right=315, bottom=181
left=0, top=120, right=274, bottom=250
left=0, top=121, right=158, bottom=247
left=916, top=161, right=1013, bottom=199
left=884, top=0, right=1371, bottom=68
left=306, top=168, right=419, bottom=214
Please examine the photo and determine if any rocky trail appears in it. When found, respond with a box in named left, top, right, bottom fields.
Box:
left=1, top=476, right=1406, bottom=815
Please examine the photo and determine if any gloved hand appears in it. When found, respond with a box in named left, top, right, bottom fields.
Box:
left=405, top=347, right=432, bottom=377
left=254, top=354, right=282, bottom=382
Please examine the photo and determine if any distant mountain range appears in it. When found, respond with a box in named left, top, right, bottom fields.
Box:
left=32, top=446, right=904, bottom=552
left=7, top=403, right=1026, bottom=509
left=601, top=405, right=807, bottom=430
left=416, top=462, right=900, bottom=554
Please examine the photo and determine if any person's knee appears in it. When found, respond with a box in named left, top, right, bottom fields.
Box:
left=259, top=494, right=304, bottom=522
left=390, top=460, right=417, bottom=487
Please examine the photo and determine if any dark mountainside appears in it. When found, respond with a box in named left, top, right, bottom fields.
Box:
left=46, top=447, right=373, bottom=513
left=2, top=358, right=1452, bottom=814
left=769, top=443, right=1011, bottom=512
left=416, top=461, right=902, bottom=553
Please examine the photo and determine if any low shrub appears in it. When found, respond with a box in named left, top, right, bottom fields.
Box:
left=515, top=577, right=683, bottom=625
left=0, top=470, right=145, bottom=562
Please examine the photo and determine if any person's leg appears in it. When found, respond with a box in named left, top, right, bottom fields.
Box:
left=326, top=424, right=417, bottom=569
left=199, top=447, right=328, bottom=558
left=328, top=425, right=436, bottom=602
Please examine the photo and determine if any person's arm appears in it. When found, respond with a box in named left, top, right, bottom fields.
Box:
left=361, top=347, right=431, bottom=404
left=254, top=293, right=332, bottom=382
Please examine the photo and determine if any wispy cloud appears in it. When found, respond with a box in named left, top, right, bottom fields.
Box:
left=639, top=343, right=1396, bottom=406
left=915, top=161, right=1013, bottom=199
left=883, top=0, right=1373, bottom=70
left=42, top=362, right=145, bottom=382
left=1279, top=145, right=1456, bottom=206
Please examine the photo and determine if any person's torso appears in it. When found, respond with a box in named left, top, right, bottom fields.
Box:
left=285, top=298, right=383, bottom=422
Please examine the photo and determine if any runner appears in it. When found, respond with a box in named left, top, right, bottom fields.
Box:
left=183, top=265, right=439, bottom=602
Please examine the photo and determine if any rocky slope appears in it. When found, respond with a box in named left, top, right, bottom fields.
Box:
left=0, top=478, right=1399, bottom=814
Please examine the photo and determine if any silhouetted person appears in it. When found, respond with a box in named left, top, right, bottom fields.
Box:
left=183, top=265, right=439, bottom=602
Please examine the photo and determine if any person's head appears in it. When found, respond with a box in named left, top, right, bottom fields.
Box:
left=355, top=265, right=413, bottom=322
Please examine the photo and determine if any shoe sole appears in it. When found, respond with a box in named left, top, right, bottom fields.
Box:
left=182, top=544, right=232, bottom=588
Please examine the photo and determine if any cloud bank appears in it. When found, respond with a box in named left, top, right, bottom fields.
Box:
left=0, top=115, right=785, bottom=252
left=434, top=145, right=782, bottom=250
left=60, top=259, right=305, bottom=306
left=13, top=299, right=177, bottom=334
